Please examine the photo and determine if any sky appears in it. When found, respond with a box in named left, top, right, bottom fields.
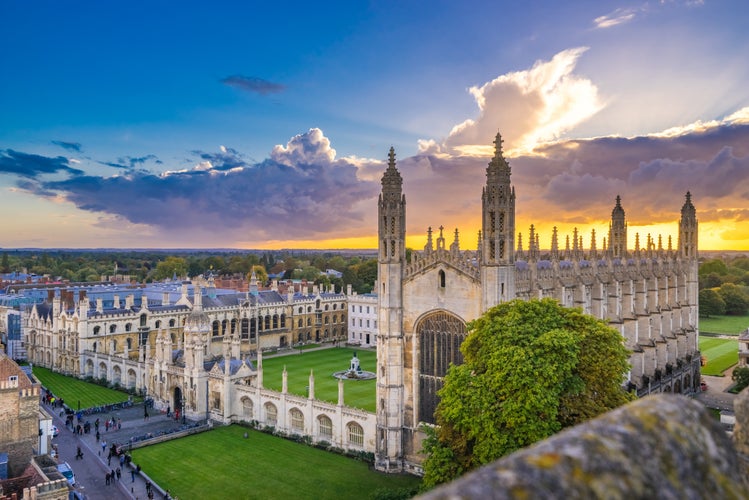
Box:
left=1, top=1, right=748, bottom=251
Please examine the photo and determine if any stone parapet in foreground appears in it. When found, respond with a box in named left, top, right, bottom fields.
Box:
left=420, top=395, right=748, bottom=499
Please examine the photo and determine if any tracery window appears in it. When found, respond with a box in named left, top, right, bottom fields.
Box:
left=347, top=422, right=364, bottom=447
left=417, top=311, right=467, bottom=425
left=290, top=408, right=304, bottom=432
left=318, top=415, right=332, bottom=438
left=265, top=403, right=277, bottom=426
left=242, top=398, right=253, bottom=419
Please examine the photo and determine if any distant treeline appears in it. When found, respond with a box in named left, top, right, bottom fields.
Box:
left=0, top=249, right=378, bottom=294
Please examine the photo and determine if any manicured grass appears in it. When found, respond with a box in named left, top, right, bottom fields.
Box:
left=700, top=314, right=749, bottom=335
left=699, top=337, right=738, bottom=376
left=131, top=425, right=420, bottom=500
left=32, top=366, right=135, bottom=409
left=262, top=347, right=376, bottom=412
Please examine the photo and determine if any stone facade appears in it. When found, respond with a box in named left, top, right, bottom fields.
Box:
left=20, top=280, right=376, bottom=455
left=346, top=288, right=378, bottom=347
left=375, top=134, right=701, bottom=473
left=0, top=353, right=41, bottom=478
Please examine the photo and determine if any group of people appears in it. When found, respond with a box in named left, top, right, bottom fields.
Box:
left=104, top=466, right=122, bottom=485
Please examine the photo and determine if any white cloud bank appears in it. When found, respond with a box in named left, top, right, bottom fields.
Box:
left=421, top=48, right=604, bottom=156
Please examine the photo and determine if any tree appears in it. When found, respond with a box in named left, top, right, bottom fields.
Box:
left=248, top=265, right=268, bottom=285
left=1, top=252, right=9, bottom=273
left=718, top=283, right=749, bottom=315
left=699, top=288, right=726, bottom=317
left=421, top=298, right=633, bottom=489
left=151, top=257, right=188, bottom=281
left=733, top=367, right=749, bottom=393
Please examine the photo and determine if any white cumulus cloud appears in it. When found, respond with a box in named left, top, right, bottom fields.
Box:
left=439, top=48, right=604, bottom=156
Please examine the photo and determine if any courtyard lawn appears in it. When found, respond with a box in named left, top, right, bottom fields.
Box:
left=699, top=337, right=738, bottom=376
left=699, top=314, right=749, bottom=335
left=32, top=366, right=134, bottom=409
left=262, top=347, right=376, bottom=412
left=131, top=425, right=420, bottom=500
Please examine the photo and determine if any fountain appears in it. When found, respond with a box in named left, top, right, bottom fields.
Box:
left=333, top=351, right=376, bottom=380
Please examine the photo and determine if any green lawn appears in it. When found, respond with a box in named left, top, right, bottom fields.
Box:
left=699, top=337, right=738, bottom=376
left=262, top=348, right=376, bottom=412
left=32, top=366, right=135, bottom=409
left=700, top=314, right=749, bottom=335
left=131, top=425, right=420, bottom=500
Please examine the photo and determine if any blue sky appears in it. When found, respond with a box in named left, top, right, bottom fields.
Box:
left=1, top=1, right=748, bottom=249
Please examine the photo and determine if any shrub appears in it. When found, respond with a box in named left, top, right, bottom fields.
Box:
left=732, top=367, right=749, bottom=393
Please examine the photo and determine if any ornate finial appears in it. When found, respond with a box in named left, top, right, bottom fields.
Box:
left=388, top=147, right=396, bottom=168
left=439, top=225, right=444, bottom=238
left=493, top=132, right=504, bottom=157
left=425, top=226, right=434, bottom=252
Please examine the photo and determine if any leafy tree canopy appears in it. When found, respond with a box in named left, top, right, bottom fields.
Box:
left=718, top=283, right=749, bottom=315
left=421, top=298, right=633, bottom=489
left=151, top=256, right=188, bottom=281
left=699, top=288, right=726, bottom=317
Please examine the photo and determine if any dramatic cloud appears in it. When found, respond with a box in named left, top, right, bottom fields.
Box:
left=435, top=48, right=603, bottom=155
left=0, top=149, right=84, bottom=178
left=51, top=141, right=83, bottom=153
left=271, top=128, right=336, bottom=167
left=190, top=146, right=250, bottom=172
left=221, top=75, right=285, bottom=95
left=16, top=129, right=379, bottom=241
left=394, top=111, right=749, bottom=250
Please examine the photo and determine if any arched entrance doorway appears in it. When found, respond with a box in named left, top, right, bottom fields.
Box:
left=174, top=386, right=184, bottom=422
left=416, top=310, right=467, bottom=425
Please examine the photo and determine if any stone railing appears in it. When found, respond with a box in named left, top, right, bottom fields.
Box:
left=420, top=395, right=748, bottom=499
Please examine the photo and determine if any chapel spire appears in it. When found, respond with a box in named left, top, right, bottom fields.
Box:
left=609, top=195, right=627, bottom=259
left=480, top=132, right=516, bottom=309
left=678, top=191, right=698, bottom=259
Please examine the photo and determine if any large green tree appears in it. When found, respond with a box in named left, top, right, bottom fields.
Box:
left=151, top=256, right=188, bottom=281
left=718, top=283, right=749, bottom=315
left=421, top=298, right=633, bottom=489
left=699, top=288, right=726, bottom=317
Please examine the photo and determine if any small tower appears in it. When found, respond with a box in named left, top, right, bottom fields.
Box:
left=678, top=192, right=698, bottom=259
left=375, top=147, right=406, bottom=473
left=609, top=195, right=627, bottom=258
left=480, top=132, right=516, bottom=310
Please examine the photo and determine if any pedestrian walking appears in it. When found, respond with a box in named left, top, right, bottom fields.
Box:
left=111, top=469, right=116, bottom=484
left=101, top=439, right=107, bottom=455
left=146, top=480, right=152, bottom=495
left=118, top=417, right=122, bottom=430
left=120, top=454, right=125, bottom=467
left=116, top=467, right=121, bottom=481
left=105, top=472, right=110, bottom=485
left=130, top=468, right=136, bottom=483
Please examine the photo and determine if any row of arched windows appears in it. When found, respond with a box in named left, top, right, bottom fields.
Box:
left=240, top=399, right=363, bottom=445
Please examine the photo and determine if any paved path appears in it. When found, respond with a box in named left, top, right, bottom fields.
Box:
left=695, top=365, right=737, bottom=412
left=45, top=399, right=186, bottom=500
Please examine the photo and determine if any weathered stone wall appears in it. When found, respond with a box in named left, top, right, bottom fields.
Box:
left=420, top=395, right=748, bottom=499
left=732, top=386, right=749, bottom=482
left=0, top=380, right=39, bottom=477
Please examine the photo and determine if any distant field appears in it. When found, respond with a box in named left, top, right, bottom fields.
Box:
left=699, top=337, right=738, bottom=376
left=700, top=314, right=749, bottom=335
left=32, top=366, right=135, bottom=409
left=262, top=347, right=376, bottom=412
left=131, top=424, right=420, bottom=500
